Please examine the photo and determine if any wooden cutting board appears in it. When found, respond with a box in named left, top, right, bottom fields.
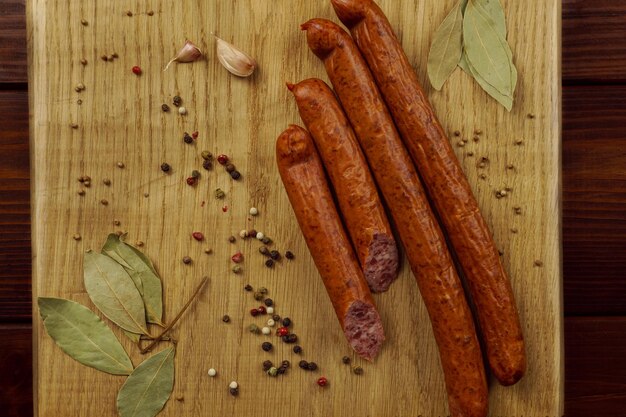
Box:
left=28, top=0, right=562, bottom=416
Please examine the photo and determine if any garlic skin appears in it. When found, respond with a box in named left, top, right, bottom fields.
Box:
left=214, top=36, right=257, bottom=77
left=164, top=40, right=202, bottom=71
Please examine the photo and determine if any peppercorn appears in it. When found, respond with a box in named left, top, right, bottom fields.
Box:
left=231, top=252, right=243, bottom=263
left=228, top=236, right=236, bottom=243
left=272, top=314, right=281, bottom=322
left=101, top=54, right=108, bottom=61
left=308, top=362, right=318, bottom=371
left=192, top=131, right=199, bottom=140
left=248, top=324, right=260, bottom=334
left=265, top=259, right=274, bottom=268
left=173, top=96, right=182, bottom=107
left=281, top=317, right=291, bottom=327
left=298, top=360, right=309, bottom=370
left=261, top=237, right=272, bottom=245
left=231, top=265, right=242, bottom=274
left=259, top=246, right=270, bottom=256
left=257, top=306, right=267, bottom=315
left=258, top=287, right=268, bottom=294
left=317, top=377, right=328, bottom=387
left=191, top=170, right=200, bottom=179
left=254, top=292, right=264, bottom=301
left=353, top=366, right=364, bottom=375
left=182, top=256, right=192, bottom=264
left=262, top=360, right=273, bottom=371
left=201, top=150, right=212, bottom=160
left=264, top=298, right=273, bottom=307
left=160, top=163, right=170, bottom=172
left=229, top=387, right=239, bottom=396
left=147, top=10, right=154, bottom=16
left=342, top=356, right=351, bottom=365
left=77, top=190, right=85, bottom=196
left=131, top=66, right=142, bottom=75
left=192, top=232, right=204, bottom=241
left=276, top=327, right=289, bottom=337
left=282, top=360, right=290, bottom=368
left=261, top=342, right=273, bottom=352
left=217, top=154, right=229, bottom=165
left=293, top=345, right=302, bottom=354
left=215, top=188, right=225, bottom=199
left=225, top=163, right=236, bottom=173
left=277, top=366, right=286, bottom=375
left=183, top=132, right=193, bottom=144
left=230, top=170, right=241, bottom=180
left=73, top=234, right=82, bottom=241
left=186, top=177, right=196, bottom=186
left=126, top=10, right=133, bottom=16
left=269, top=250, right=281, bottom=261
left=250, top=308, right=260, bottom=317
left=244, top=284, right=253, bottom=292
left=267, top=367, right=278, bottom=377
left=222, top=315, right=230, bottom=323
left=80, top=58, right=88, bottom=65
left=285, top=251, right=294, bottom=260
left=282, top=334, right=297, bottom=343
left=100, top=199, right=109, bottom=206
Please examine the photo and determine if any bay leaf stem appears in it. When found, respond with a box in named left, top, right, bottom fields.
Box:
left=140, top=276, right=208, bottom=354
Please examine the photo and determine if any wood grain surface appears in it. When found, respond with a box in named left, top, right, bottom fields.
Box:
left=26, top=0, right=561, bottom=416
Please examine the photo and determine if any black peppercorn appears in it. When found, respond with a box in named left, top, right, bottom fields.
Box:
left=173, top=95, right=182, bottom=107
left=285, top=251, right=294, bottom=260
left=254, top=291, right=264, bottom=301
left=262, top=360, right=273, bottom=371
left=281, top=317, right=291, bottom=327
left=261, top=342, right=273, bottom=352
left=222, top=315, right=230, bottom=323
left=228, top=236, right=236, bottom=243
left=307, top=362, right=318, bottom=371
left=281, top=360, right=290, bottom=368
left=298, top=360, right=309, bottom=370
left=202, top=159, right=212, bottom=170
left=229, top=387, right=239, bottom=396
left=230, top=170, right=241, bottom=180
left=277, top=366, right=286, bottom=375
left=160, top=163, right=170, bottom=172
left=264, top=298, right=273, bottom=307
left=183, top=132, right=193, bottom=144
left=244, top=284, right=253, bottom=292
left=293, top=345, right=302, bottom=354
left=353, top=366, right=364, bottom=375
left=282, top=333, right=297, bottom=343
left=272, top=314, right=281, bottom=322
left=161, top=104, right=170, bottom=112
left=225, top=163, right=236, bottom=173
left=342, top=356, right=351, bottom=365
left=265, top=259, right=274, bottom=268
left=269, top=250, right=281, bottom=260
left=259, top=246, right=270, bottom=256
left=261, top=237, right=272, bottom=245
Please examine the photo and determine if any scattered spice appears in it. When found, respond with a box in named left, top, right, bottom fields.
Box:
left=230, top=171, right=241, bottom=180
left=217, top=154, right=229, bottom=165
left=161, top=104, right=170, bottom=112
left=253, top=292, right=264, bottom=301
left=201, top=150, right=213, bottom=160
left=316, top=377, right=328, bottom=387
left=222, top=315, right=230, bottom=323
left=281, top=317, right=291, bottom=327
left=80, top=19, right=88, bottom=26
left=183, top=132, right=193, bottom=144
left=131, top=66, right=142, bottom=75
left=293, top=345, right=302, bottom=354
left=261, top=237, right=272, bottom=245
left=267, top=319, right=275, bottom=327
left=178, top=107, right=187, bottom=115
left=272, top=314, right=280, bottom=321
left=103, top=178, right=111, bottom=186
left=173, top=96, right=182, bottom=107
left=282, top=334, right=297, bottom=344
left=244, top=284, right=253, bottom=292
left=264, top=298, right=273, bottom=307
left=192, top=232, right=204, bottom=241
left=250, top=308, right=260, bottom=317
left=264, top=259, right=274, bottom=268
left=231, top=252, right=244, bottom=263
left=135, top=241, right=144, bottom=247
left=270, top=250, right=281, bottom=261
left=261, top=342, right=273, bottom=352
left=276, top=327, right=289, bottom=337
left=101, top=54, right=108, bottom=61
left=77, top=190, right=85, bottom=196
left=182, top=256, right=192, bottom=264
left=225, top=163, right=236, bottom=173
left=208, top=368, right=217, bottom=377
left=80, top=58, right=88, bottom=66
left=75, top=82, right=85, bottom=92
left=202, top=160, right=212, bottom=170
left=160, top=163, right=171, bottom=173
left=342, top=356, right=351, bottom=365
left=186, top=177, right=196, bottom=186
left=248, top=229, right=257, bottom=238
left=353, top=366, right=364, bottom=375
left=256, top=232, right=265, bottom=240
left=267, top=367, right=278, bottom=377
left=228, top=236, right=237, bottom=243
left=204, top=248, right=213, bottom=254
left=239, top=230, right=247, bottom=238
left=513, top=206, right=522, bottom=215
left=215, top=188, right=225, bottom=199
left=229, top=387, right=239, bottom=396
left=262, top=327, right=271, bottom=335
left=249, top=324, right=260, bottom=334
left=257, top=306, right=267, bottom=315
left=263, top=360, right=273, bottom=371
left=308, top=362, right=318, bottom=371
left=298, top=360, right=309, bottom=370
left=258, top=287, right=268, bottom=294
left=73, top=234, right=81, bottom=241
left=100, top=199, right=109, bottom=206
left=231, top=265, right=242, bottom=274
left=117, top=162, right=125, bottom=168
left=191, top=170, right=200, bottom=179
left=534, top=260, right=543, bottom=267
left=259, top=246, right=270, bottom=256
left=249, top=207, right=258, bottom=216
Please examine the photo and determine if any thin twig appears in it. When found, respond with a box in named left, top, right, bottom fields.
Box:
left=140, top=276, right=209, bottom=354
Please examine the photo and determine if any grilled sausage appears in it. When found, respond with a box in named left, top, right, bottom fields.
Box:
left=276, top=124, right=385, bottom=361
left=330, top=0, right=526, bottom=386
left=287, top=78, right=399, bottom=292
left=302, top=19, right=488, bottom=417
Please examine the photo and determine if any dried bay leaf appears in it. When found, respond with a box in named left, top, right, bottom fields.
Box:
left=102, top=234, right=163, bottom=325
left=117, top=346, right=175, bottom=417
left=84, top=251, right=150, bottom=335
left=38, top=297, right=133, bottom=375
left=123, top=329, right=142, bottom=344
left=463, top=0, right=513, bottom=96
left=479, top=0, right=506, bottom=37
left=462, top=52, right=513, bottom=110
left=427, top=0, right=465, bottom=90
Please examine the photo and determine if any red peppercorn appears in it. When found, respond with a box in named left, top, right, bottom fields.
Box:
left=131, top=65, right=142, bottom=75
left=317, top=376, right=328, bottom=387
left=186, top=177, right=196, bottom=186
left=231, top=252, right=243, bottom=263
left=217, top=154, right=229, bottom=165
left=276, top=327, right=289, bottom=337
left=257, top=306, right=267, bottom=315
left=192, top=232, right=204, bottom=241
left=192, top=131, right=199, bottom=139
left=222, top=205, right=228, bottom=212
left=250, top=308, right=259, bottom=317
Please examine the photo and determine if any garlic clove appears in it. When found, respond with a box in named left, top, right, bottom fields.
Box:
left=214, top=35, right=257, bottom=78
left=164, top=40, right=203, bottom=71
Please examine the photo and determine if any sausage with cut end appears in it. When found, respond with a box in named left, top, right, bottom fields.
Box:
left=330, top=0, right=526, bottom=386
left=302, top=19, right=488, bottom=417
left=276, top=124, right=385, bottom=361
left=287, top=78, right=399, bottom=292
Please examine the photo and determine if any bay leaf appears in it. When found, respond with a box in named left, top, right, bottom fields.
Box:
left=477, top=0, right=506, bottom=37
left=84, top=251, right=149, bottom=335
left=123, top=329, right=142, bottom=344
left=38, top=297, right=133, bottom=375
left=117, top=346, right=175, bottom=417
left=102, top=234, right=163, bottom=325
left=463, top=0, right=512, bottom=96
left=463, top=51, right=513, bottom=111
left=427, top=0, right=465, bottom=90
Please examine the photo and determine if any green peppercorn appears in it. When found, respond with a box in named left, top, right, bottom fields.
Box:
left=253, top=292, right=264, bottom=301
left=232, top=265, right=242, bottom=274
left=248, top=324, right=260, bottom=334
left=267, top=367, right=278, bottom=377
left=259, top=246, right=270, bottom=256
left=191, top=170, right=200, bottom=179
left=215, top=188, right=225, bottom=199
left=230, top=170, right=241, bottom=180
left=258, top=287, right=268, bottom=294
left=225, top=163, right=236, bottom=173
left=161, top=104, right=170, bottom=112
left=173, top=95, right=182, bottom=107
left=201, top=150, right=213, bottom=160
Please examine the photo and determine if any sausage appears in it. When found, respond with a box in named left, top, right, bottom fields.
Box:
left=287, top=78, right=399, bottom=292
left=276, top=124, right=385, bottom=361
left=330, top=0, right=526, bottom=386
left=302, top=19, right=488, bottom=417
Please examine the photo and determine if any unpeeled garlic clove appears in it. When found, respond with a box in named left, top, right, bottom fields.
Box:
left=164, top=40, right=203, bottom=71
left=214, top=35, right=257, bottom=77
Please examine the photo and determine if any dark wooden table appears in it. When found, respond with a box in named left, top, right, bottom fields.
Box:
left=1, top=1, right=625, bottom=415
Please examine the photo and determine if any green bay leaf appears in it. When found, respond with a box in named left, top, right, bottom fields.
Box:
left=463, top=0, right=512, bottom=96
left=463, top=51, right=513, bottom=111
left=427, top=0, right=465, bottom=90
left=102, top=234, right=163, bottom=325
left=123, top=329, right=142, bottom=344
left=477, top=0, right=506, bottom=37
left=117, top=346, right=175, bottom=417
left=38, top=297, right=133, bottom=375
left=84, top=251, right=149, bottom=335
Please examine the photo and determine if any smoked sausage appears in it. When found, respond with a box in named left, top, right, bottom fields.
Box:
left=330, top=0, right=526, bottom=386
left=276, top=125, right=385, bottom=361
left=288, top=78, right=399, bottom=292
left=302, top=19, right=488, bottom=417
